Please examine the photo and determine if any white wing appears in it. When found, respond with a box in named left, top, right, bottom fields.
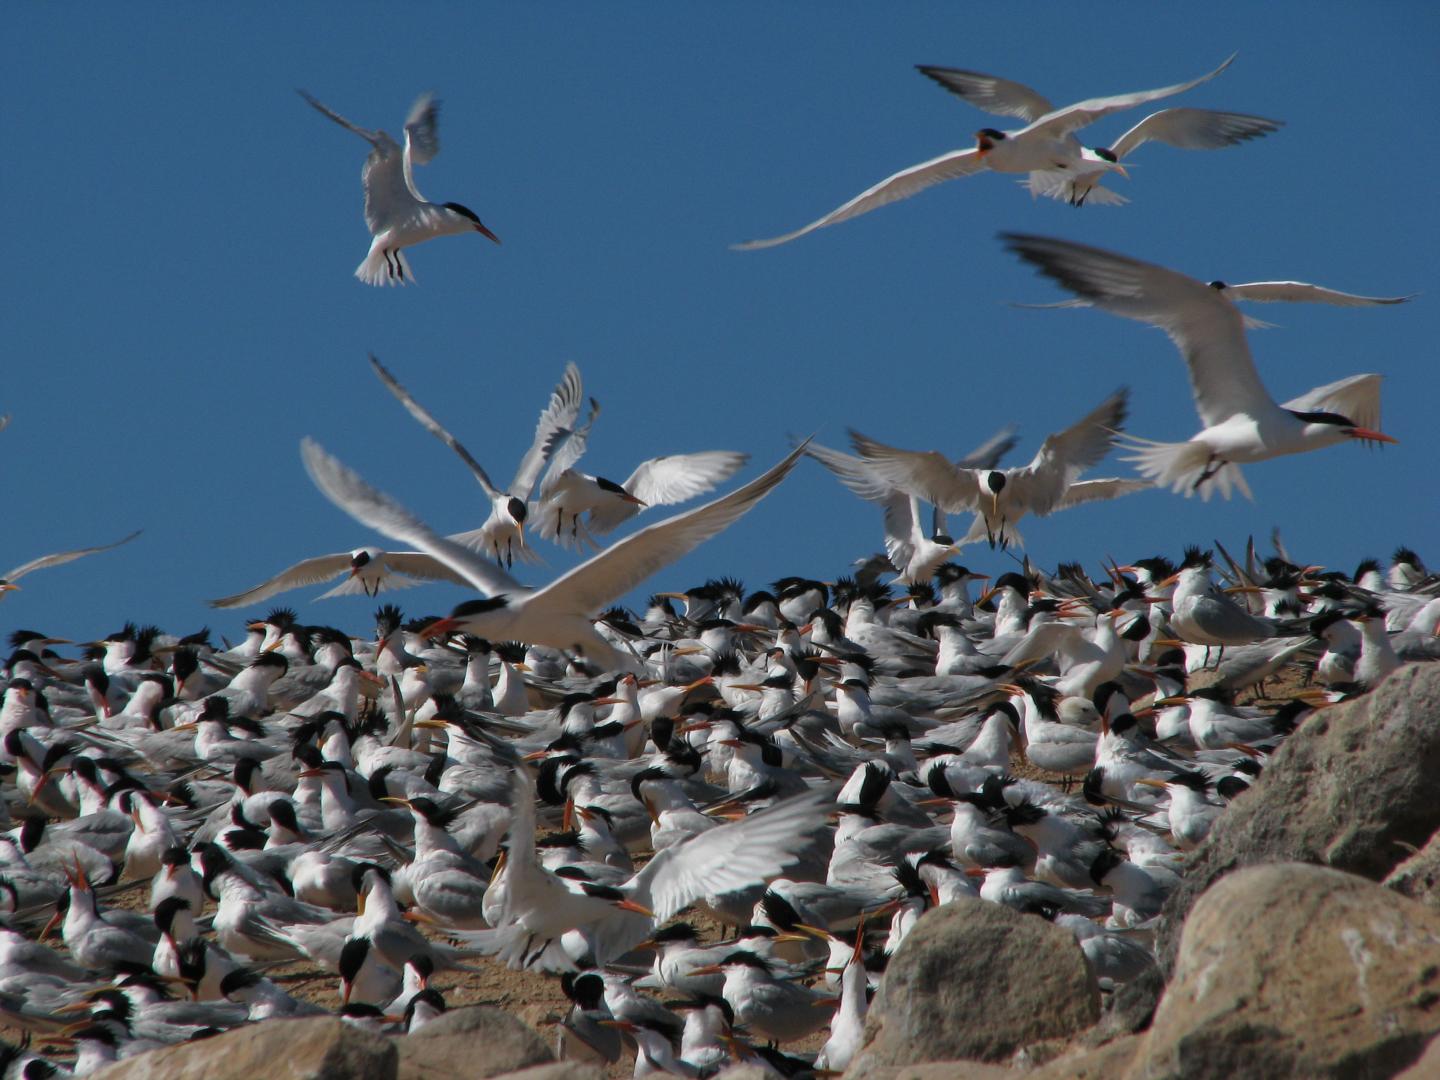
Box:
left=734, top=148, right=986, bottom=250
left=369, top=354, right=501, bottom=499
left=0, top=416, right=9, bottom=434
left=956, top=425, right=1020, bottom=470
left=805, top=443, right=892, bottom=504
left=384, top=552, right=475, bottom=587
left=1022, top=54, right=1236, bottom=141
left=523, top=443, right=806, bottom=619
left=849, top=430, right=981, bottom=513
left=299, top=90, right=416, bottom=236
left=915, top=66, right=1054, bottom=121
left=210, top=552, right=352, bottom=609
left=1010, top=389, right=1128, bottom=517
left=1281, top=374, right=1384, bottom=432
left=509, top=363, right=585, bottom=499
left=298, top=89, right=381, bottom=145
left=882, top=493, right=926, bottom=573
left=1004, top=233, right=1276, bottom=430
left=3, top=530, right=142, bottom=583
left=1108, top=108, right=1282, bottom=159
left=299, top=438, right=524, bottom=598
left=585, top=450, right=750, bottom=535
left=1055, top=477, right=1156, bottom=509
left=1219, top=282, right=1416, bottom=307
left=401, top=93, right=441, bottom=199
left=630, top=787, right=834, bottom=921
left=539, top=397, right=601, bottom=501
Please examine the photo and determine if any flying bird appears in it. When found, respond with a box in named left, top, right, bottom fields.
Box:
left=299, top=438, right=806, bottom=673
left=1, top=531, right=142, bottom=601
left=735, top=54, right=1234, bottom=249
left=299, top=91, right=499, bottom=285
left=1003, top=233, right=1397, bottom=499
left=209, top=547, right=472, bottom=609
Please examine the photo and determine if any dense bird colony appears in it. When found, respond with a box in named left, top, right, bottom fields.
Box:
left=0, top=53, right=1424, bottom=1080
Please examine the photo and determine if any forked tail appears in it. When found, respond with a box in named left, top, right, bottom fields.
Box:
left=1118, top=435, right=1251, bottom=502
left=355, top=243, right=415, bottom=287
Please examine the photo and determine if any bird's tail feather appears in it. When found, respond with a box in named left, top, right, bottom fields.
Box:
left=355, top=244, right=414, bottom=287
left=316, top=573, right=422, bottom=601
left=1118, top=436, right=1251, bottom=502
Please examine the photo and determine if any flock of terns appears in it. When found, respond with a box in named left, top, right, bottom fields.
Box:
left=0, top=50, right=1427, bottom=1080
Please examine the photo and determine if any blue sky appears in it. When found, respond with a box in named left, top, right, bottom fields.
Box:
left=5, top=5, right=1437, bottom=644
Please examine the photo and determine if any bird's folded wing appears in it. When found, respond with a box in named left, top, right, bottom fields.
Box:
left=1280, top=373, right=1384, bottom=433
left=370, top=354, right=501, bottom=498
left=850, top=429, right=980, bottom=513
left=4, top=530, right=142, bottom=583
left=632, top=787, right=835, bottom=922
left=1023, top=53, right=1236, bottom=140
left=300, top=438, right=524, bottom=598
left=1109, top=108, right=1282, bottom=159
left=209, top=553, right=350, bottom=609
left=734, top=148, right=986, bottom=250
left=510, top=363, right=585, bottom=499
left=914, top=66, right=1054, bottom=121
left=524, top=443, right=805, bottom=619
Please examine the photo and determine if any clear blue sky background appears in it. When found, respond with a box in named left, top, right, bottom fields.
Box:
left=5, top=5, right=1437, bottom=645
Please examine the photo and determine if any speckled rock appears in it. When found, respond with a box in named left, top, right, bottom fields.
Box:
left=398, top=1005, right=553, bottom=1080
left=1132, top=863, right=1440, bottom=1079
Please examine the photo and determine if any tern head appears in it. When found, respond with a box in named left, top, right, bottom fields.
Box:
left=441, top=202, right=501, bottom=244
left=1088, top=146, right=1129, bottom=177
left=975, top=128, right=1007, bottom=154
left=1286, top=408, right=1398, bottom=448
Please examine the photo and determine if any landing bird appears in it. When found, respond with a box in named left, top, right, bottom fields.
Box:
left=209, top=546, right=471, bottom=608
left=299, top=90, right=499, bottom=285
left=300, top=437, right=806, bottom=673
left=735, top=54, right=1233, bottom=249
left=1003, top=234, right=1397, bottom=499
left=1, top=530, right=141, bottom=601
left=849, top=389, right=1148, bottom=549
left=371, top=354, right=582, bottom=567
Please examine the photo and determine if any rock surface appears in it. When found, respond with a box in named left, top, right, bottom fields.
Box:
left=1156, top=663, right=1440, bottom=971
left=89, top=1017, right=397, bottom=1080
left=844, top=897, right=1099, bottom=1076
left=1133, top=863, right=1440, bottom=1079
left=397, top=1005, right=554, bottom=1080
left=487, top=1065, right=603, bottom=1080
left=1386, top=829, right=1440, bottom=910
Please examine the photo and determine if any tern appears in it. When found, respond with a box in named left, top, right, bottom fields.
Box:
left=1004, top=233, right=1398, bottom=498
left=1, top=531, right=141, bottom=601
left=371, top=354, right=582, bottom=567
left=849, top=389, right=1149, bottom=549
left=298, top=90, right=499, bottom=285
left=300, top=437, right=805, bottom=673
left=735, top=54, right=1234, bottom=248
left=209, top=546, right=471, bottom=608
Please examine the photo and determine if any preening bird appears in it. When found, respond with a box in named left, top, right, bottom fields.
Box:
left=849, top=389, right=1148, bottom=549
left=210, top=547, right=471, bottom=608
left=1, top=530, right=142, bottom=601
left=370, top=354, right=583, bottom=567
left=1003, top=233, right=1397, bottom=499
left=735, top=54, right=1234, bottom=248
left=299, top=90, right=499, bottom=285
left=299, top=437, right=806, bottom=673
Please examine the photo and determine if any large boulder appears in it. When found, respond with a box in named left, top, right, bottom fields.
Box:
left=1131, top=863, right=1440, bottom=1079
left=89, top=1017, right=397, bottom=1080
left=397, top=1006, right=553, bottom=1080
left=845, top=897, right=1099, bottom=1076
left=1156, top=663, right=1440, bottom=971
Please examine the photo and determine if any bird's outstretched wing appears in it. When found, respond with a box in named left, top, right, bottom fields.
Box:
left=1054, top=477, right=1155, bottom=509
left=1218, top=282, right=1415, bottom=307
left=1012, top=388, right=1128, bottom=517
left=1003, top=233, right=1273, bottom=431
left=1023, top=53, right=1236, bottom=141
left=849, top=430, right=981, bottom=514
left=805, top=443, right=892, bottom=504
left=525, top=443, right=806, bottom=619
left=401, top=93, right=441, bottom=199
left=955, top=425, right=1020, bottom=470
left=1281, top=374, right=1384, bottom=433
left=915, top=66, right=1055, bottom=121
left=3, top=530, right=142, bottom=583
left=538, top=397, right=602, bottom=501
left=509, top=363, right=585, bottom=499
left=210, top=553, right=352, bottom=609
left=734, top=148, right=986, bottom=250
left=1108, top=108, right=1282, bottom=159
left=300, top=438, right=524, bottom=598
left=297, top=90, right=381, bottom=145
left=369, top=354, right=501, bottom=499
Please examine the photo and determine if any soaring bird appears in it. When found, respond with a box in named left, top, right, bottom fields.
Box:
left=299, top=91, right=499, bottom=285
left=210, top=546, right=471, bottom=608
left=1004, top=234, right=1397, bottom=498
left=735, top=54, right=1234, bottom=248
left=849, top=389, right=1147, bottom=549
left=300, top=437, right=805, bottom=673
left=1, top=531, right=141, bottom=601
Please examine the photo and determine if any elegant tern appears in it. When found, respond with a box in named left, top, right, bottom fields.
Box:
left=1004, top=233, right=1397, bottom=498
left=1, top=530, right=142, bottom=601
left=300, top=437, right=805, bottom=673
left=299, top=90, right=499, bottom=285
left=850, top=389, right=1148, bottom=549
left=735, top=54, right=1234, bottom=248
left=209, top=546, right=471, bottom=608
left=370, top=354, right=583, bottom=567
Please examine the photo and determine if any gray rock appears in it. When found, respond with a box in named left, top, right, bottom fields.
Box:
left=845, top=897, right=1098, bottom=1076
left=1156, top=663, right=1440, bottom=972
left=89, top=1017, right=397, bottom=1080
left=1132, top=863, right=1440, bottom=1079
left=398, top=1005, right=553, bottom=1080
left=487, top=1065, right=603, bottom=1080
left=1386, top=829, right=1440, bottom=910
